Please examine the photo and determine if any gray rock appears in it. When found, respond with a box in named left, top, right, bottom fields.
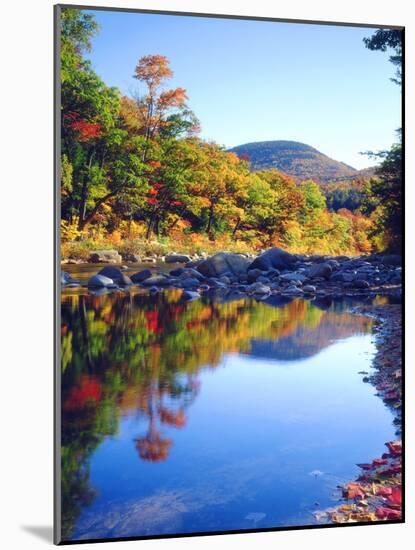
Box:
left=283, top=285, right=304, bottom=295
left=354, top=279, right=370, bottom=289
left=197, top=252, right=251, bottom=278
left=327, top=259, right=340, bottom=270
left=169, top=267, right=186, bottom=277
left=330, top=272, right=345, bottom=283
left=87, top=274, right=116, bottom=288
left=279, top=272, right=306, bottom=283
left=88, top=250, right=122, bottom=264
left=249, top=282, right=271, bottom=295
left=182, top=290, right=201, bottom=301
left=303, top=285, right=316, bottom=293
left=98, top=266, right=132, bottom=286
left=142, top=257, right=157, bottom=263
left=165, top=254, right=191, bottom=263
left=130, top=269, right=153, bottom=283
left=256, top=275, right=271, bottom=284
left=180, top=278, right=201, bottom=288
left=61, top=271, right=80, bottom=285
left=141, top=275, right=172, bottom=287
left=249, top=247, right=296, bottom=271
left=247, top=268, right=264, bottom=283
left=307, top=262, right=332, bottom=280
left=121, top=252, right=141, bottom=263
left=342, top=272, right=357, bottom=282
left=381, top=254, right=401, bottom=267
left=179, top=268, right=205, bottom=281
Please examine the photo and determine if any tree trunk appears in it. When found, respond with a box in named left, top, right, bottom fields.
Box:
left=232, top=218, right=241, bottom=237
left=78, top=191, right=116, bottom=231
left=206, top=204, right=214, bottom=238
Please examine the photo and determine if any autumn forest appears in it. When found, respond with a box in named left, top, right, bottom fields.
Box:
left=60, top=9, right=402, bottom=260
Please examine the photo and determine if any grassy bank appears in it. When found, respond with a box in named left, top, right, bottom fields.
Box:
left=61, top=235, right=370, bottom=262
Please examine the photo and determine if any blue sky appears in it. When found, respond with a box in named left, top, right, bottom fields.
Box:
left=84, top=10, right=401, bottom=169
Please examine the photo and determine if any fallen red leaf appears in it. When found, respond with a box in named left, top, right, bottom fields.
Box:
left=343, top=482, right=366, bottom=500
left=375, top=507, right=401, bottom=520
left=386, top=441, right=402, bottom=456
left=387, top=486, right=402, bottom=507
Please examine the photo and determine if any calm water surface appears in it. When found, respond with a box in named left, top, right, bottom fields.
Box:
left=61, top=267, right=396, bottom=541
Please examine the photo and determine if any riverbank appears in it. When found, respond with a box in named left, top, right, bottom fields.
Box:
left=317, top=304, right=403, bottom=524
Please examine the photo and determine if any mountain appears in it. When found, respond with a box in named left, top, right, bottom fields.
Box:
left=229, top=140, right=373, bottom=184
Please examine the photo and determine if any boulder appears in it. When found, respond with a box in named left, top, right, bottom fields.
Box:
left=141, top=275, right=172, bottom=287
left=283, top=285, right=304, bottom=295
left=121, top=252, right=141, bottom=263
left=247, top=268, right=264, bottom=283
left=381, top=254, right=401, bottom=267
left=354, top=279, right=370, bottom=289
left=330, top=272, right=345, bottom=283
left=249, top=247, right=296, bottom=272
left=165, top=254, right=191, bottom=264
left=178, top=268, right=205, bottom=282
left=98, top=266, right=132, bottom=286
left=130, top=269, right=153, bottom=283
left=307, top=262, right=332, bottom=280
left=303, top=285, right=316, bottom=294
left=197, top=252, right=251, bottom=278
left=180, top=278, right=201, bottom=288
left=182, top=290, right=201, bottom=301
left=249, top=282, right=271, bottom=295
left=61, top=271, right=79, bottom=285
left=87, top=274, right=116, bottom=288
left=170, top=267, right=186, bottom=277
left=279, top=272, right=307, bottom=283
left=88, top=250, right=122, bottom=264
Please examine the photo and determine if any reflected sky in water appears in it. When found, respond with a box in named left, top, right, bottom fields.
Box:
left=60, top=289, right=395, bottom=541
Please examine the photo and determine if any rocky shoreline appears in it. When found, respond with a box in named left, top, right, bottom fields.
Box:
left=61, top=247, right=402, bottom=301
left=316, top=304, right=403, bottom=524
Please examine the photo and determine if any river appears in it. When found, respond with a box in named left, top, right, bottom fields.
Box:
left=60, top=264, right=396, bottom=541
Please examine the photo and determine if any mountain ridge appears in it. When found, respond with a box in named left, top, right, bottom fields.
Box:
left=229, top=140, right=374, bottom=183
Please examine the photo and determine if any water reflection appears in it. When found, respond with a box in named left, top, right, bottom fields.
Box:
left=60, top=291, right=375, bottom=540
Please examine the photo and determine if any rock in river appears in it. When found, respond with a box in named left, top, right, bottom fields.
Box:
left=165, top=254, right=191, bottom=263
left=61, top=271, right=80, bottom=286
left=141, top=275, right=172, bottom=287
left=249, top=282, right=271, bottom=295
left=98, top=266, right=132, bottom=286
left=130, top=269, right=153, bottom=283
left=303, top=285, right=317, bottom=294
left=121, top=252, right=141, bottom=263
left=249, top=247, right=296, bottom=271
left=87, top=274, right=117, bottom=288
left=182, top=290, right=201, bottom=301
left=197, top=252, right=251, bottom=278
left=88, top=249, right=122, bottom=264
left=307, top=262, right=332, bottom=280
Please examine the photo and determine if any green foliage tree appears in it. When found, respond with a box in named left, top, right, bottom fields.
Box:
left=362, top=143, right=402, bottom=252
left=362, top=28, right=403, bottom=252
left=363, top=29, right=403, bottom=85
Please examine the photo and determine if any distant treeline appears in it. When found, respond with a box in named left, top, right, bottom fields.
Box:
left=60, top=8, right=402, bottom=256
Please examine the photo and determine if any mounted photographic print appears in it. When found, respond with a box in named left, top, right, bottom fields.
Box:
left=55, top=4, right=404, bottom=544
